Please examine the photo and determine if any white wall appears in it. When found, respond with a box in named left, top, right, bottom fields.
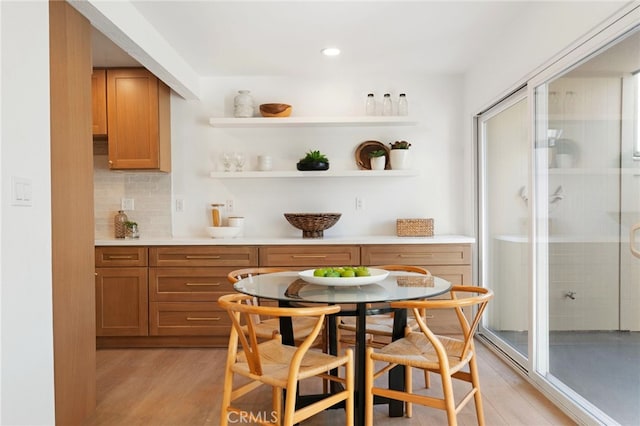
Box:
left=170, top=74, right=466, bottom=238
left=0, top=1, right=56, bottom=424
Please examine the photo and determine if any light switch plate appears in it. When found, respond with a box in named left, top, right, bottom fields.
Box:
left=11, top=176, right=32, bottom=206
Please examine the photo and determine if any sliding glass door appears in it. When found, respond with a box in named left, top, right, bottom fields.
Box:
left=478, top=14, right=640, bottom=425
left=531, top=25, right=640, bottom=425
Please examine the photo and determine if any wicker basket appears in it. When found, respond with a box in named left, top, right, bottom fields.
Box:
left=396, top=218, right=434, bottom=237
left=284, top=213, right=342, bottom=238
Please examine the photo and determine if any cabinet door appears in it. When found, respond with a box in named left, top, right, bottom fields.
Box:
left=91, top=69, right=107, bottom=136
left=95, top=267, right=148, bottom=336
left=106, top=68, right=170, bottom=171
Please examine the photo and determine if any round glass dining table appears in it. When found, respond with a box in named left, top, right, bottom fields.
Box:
left=233, top=270, right=452, bottom=426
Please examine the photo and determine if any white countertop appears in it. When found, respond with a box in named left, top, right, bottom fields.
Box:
left=95, top=234, right=475, bottom=246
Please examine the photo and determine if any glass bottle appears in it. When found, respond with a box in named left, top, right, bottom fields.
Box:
left=114, top=210, right=128, bottom=239
left=233, top=90, right=254, bottom=118
left=365, top=93, right=376, bottom=116
left=398, top=93, right=408, bottom=116
left=382, top=93, right=392, bottom=116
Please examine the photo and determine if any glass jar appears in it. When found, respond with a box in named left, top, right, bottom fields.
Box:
left=114, top=210, right=128, bottom=239
left=233, top=90, right=254, bottom=118
left=365, top=93, right=376, bottom=116
left=211, top=204, right=224, bottom=227
left=382, top=93, right=392, bottom=116
left=398, top=93, right=408, bottom=116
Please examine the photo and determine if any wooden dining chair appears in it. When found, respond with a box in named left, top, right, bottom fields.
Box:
left=337, top=264, right=431, bottom=349
left=218, top=293, right=354, bottom=426
left=227, top=267, right=323, bottom=345
left=364, top=286, right=493, bottom=426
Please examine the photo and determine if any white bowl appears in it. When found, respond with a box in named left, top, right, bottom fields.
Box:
left=206, top=226, right=241, bottom=238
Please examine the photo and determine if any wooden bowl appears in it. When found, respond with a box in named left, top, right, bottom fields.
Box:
left=260, top=103, right=292, bottom=117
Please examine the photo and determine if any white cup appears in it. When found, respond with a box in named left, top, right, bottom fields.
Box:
left=227, top=216, right=244, bottom=237
left=258, top=155, right=273, bottom=171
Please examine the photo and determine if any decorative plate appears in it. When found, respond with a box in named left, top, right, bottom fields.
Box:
left=355, top=141, right=390, bottom=170
left=298, top=268, right=389, bottom=286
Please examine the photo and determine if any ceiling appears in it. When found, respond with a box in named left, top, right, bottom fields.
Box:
left=91, top=1, right=535, bottom=77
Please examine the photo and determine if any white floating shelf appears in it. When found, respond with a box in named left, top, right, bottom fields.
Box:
left=209, top=169, right=420, bottom=179
left=209, top=116, right=418, bottom=128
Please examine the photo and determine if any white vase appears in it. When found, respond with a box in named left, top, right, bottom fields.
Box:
left=390, top=149, right=410, bottom=170
left=370, top=156, right=386, bottom=170
left=233, top=90, right=254, bottom=118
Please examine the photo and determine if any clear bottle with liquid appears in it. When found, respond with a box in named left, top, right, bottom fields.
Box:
left=382, top=93, right=392, bottom=116
left=398, top=93, right=408, bottom=116
left=365, top=93, right=376, bottom=116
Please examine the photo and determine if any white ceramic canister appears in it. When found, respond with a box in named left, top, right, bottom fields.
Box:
left=233, top=90, right=254, bottom=118
left=258, top=155, right=273, bottom=171
left=227, top=216, right=245, bottom=237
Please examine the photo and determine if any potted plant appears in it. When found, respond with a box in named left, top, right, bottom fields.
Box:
left=369, top=149, right=387, bottom=170
left=297, top=150, right=330, bottom=171
left=389, top=140, right=412, bottom=170
left=124, top=221, right=139, bottom=239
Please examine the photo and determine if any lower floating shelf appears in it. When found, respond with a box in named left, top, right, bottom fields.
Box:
left=209, top=169, right=420, bottom=178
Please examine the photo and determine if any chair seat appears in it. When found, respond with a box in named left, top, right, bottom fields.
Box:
left=233, top=338, right=351, bottom=388
left=371, top=331, right=472, bottom=374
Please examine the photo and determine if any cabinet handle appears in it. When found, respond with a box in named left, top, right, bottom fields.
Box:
left=185, top=282, right=221, bottom=286
left=186, top=317, right=220, bottom=321
left=291, top=255, right=328, bottom=258
left=106, top=255, right=135, bottom=259
left=185, top=255, right=222, bottom=259
left=399, top=253, right=433, bottom=258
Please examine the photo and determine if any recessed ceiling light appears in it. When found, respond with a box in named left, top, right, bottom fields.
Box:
left=321, top=47, right=341, bottom=57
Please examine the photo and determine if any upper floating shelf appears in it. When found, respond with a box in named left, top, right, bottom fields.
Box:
left=209, top=169, right=420, bottom=178
left=208, top=116, right=418, bottom=128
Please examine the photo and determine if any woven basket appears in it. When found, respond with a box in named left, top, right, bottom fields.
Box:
left=284, top=213, right=341, bottom=238
left=396, top=218, right=434, bottom=237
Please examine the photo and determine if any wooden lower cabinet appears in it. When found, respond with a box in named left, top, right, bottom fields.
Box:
left=147, top=246, right=258, bottom=343
left=95, top=246, right=149, bottom=337
left=96, top=242, right=472, bottom=346
left=148, top=266, right=236, bottom=336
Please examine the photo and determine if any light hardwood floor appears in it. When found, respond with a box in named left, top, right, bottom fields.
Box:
left=84, top=341, right=575, bottom=425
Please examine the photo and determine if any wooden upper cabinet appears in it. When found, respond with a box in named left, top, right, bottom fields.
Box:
left=91, top=69, right=107, bottom=136
left=105, top=68, right=171, bottom=172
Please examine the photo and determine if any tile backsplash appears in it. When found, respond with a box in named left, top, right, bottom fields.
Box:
left=94, top=153, right=172, bottom=239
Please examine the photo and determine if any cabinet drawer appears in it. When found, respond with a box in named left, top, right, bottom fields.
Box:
left=149, top=267, right=235, bottom=302
left=149, top=246, right=258, bottom=267
left=259, top=245, right=360, bottom=267
left=149, top=302, right=230, bottom=336
left=361, top=244, right=470, bottom=266
left=95, top=246, right=148, bottom=267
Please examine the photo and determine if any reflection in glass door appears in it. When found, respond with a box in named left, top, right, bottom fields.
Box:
left=532, top=26, right=640, bottom=425
left=477, top=91, right=530, bottom=365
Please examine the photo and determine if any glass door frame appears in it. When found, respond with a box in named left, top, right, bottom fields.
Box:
left=475, top=88, right=531, bottom=371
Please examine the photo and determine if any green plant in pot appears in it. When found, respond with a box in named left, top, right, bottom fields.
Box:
left=124, top=221, right=139, bottom=239
left=368, top=149, right=387, bottom=170
left=389, top=140, right=412, bottom=170
left=297, top=150, right=330, bottom=171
